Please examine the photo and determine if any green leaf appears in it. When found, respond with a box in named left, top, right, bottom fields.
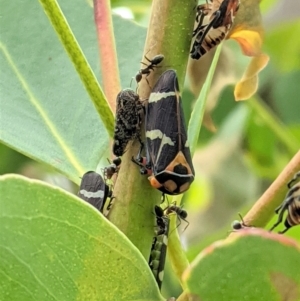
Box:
left=245, top=109, right=279, bottom=177
left=0, top=174, right=164, bottom=301
left=272, top=70, right=300, bottom=125
left=0, top=0, right=147, bottom=183
left=246, top=96, right=299, bottom=157
left=264, top=20, right=300, bottom=73
left=184, top=229, right=300, bottom=301
left=39, top=0, right=115, bottom=136
left=113, top=17, right=146, bottom=87
left=0, top=144, right=30, bottom=174
left=0, top=0, right=108, bottom=182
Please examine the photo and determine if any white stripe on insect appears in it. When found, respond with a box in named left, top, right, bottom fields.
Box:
left=79, top=190, right=104, bottom=199
left=146, top=130, right=174, bottom=161
left=149, top=92, right=176, bottom=103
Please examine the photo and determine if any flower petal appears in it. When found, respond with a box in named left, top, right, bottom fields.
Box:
left=230, top=29, right=263, bottom=56
left=234, top=54, right=269, bottom=101
left=228, top=0, right=264, bottom=56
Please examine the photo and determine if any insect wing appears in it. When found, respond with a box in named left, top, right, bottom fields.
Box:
left=146, top=80, right=178, bottom=172
left=191, top=0, right=240, bottom=60
left=193, top=3, right=211, bottom=37
left=146, top=70, right=194, bottom=176
left=191, top=24, right=227, bottom=59
left=78, top=171, right=107, bottom=212
left=145, top=70, right=194, bottom=194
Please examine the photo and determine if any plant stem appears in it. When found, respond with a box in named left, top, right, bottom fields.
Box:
left=230, top=151, right=300, bottom=231
left=109, top=0, right=195, bottom=260
left=138, top=0, right=196, bottom=99
left=168, top=214, right=190, bottom=291
left=39, top=0, right=114, bottom=136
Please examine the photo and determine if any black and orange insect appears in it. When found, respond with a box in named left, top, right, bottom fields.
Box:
left=191, top=0, right=240, bottom=59
left=132, top=70, right=195, bottom=195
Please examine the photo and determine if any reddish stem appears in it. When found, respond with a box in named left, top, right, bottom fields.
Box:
left=93, top=0, right=120, bottom=113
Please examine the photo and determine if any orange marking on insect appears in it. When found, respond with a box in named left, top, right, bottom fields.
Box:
left=164, top=151, right=193, bottom=176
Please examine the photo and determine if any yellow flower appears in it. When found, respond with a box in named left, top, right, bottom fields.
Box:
left=229, top=0, right=269, bottom=100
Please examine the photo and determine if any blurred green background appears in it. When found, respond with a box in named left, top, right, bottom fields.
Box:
left=1, top=0, right=300, bottom=296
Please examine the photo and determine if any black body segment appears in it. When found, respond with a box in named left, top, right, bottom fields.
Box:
left=112, top=89, right=143, bottom=157
left=149, top=205, right=169, bottom=290
left=191, top=0, right=240, bottom=59
left=270, top=172, right=300, bottom=234
left=78, top=171, right=109, bottom=213
left=144, top=69, right=195, bottom=195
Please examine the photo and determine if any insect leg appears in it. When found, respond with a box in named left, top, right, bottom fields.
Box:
left=194, top=9, right=221, bottom=49
left=131, top=143, right=148, bottom=174
left=269, top=196, right=293, bottom=232
left=278, top=225, right=291, bottom=234
left=288, top=171, right=300, bottom=189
